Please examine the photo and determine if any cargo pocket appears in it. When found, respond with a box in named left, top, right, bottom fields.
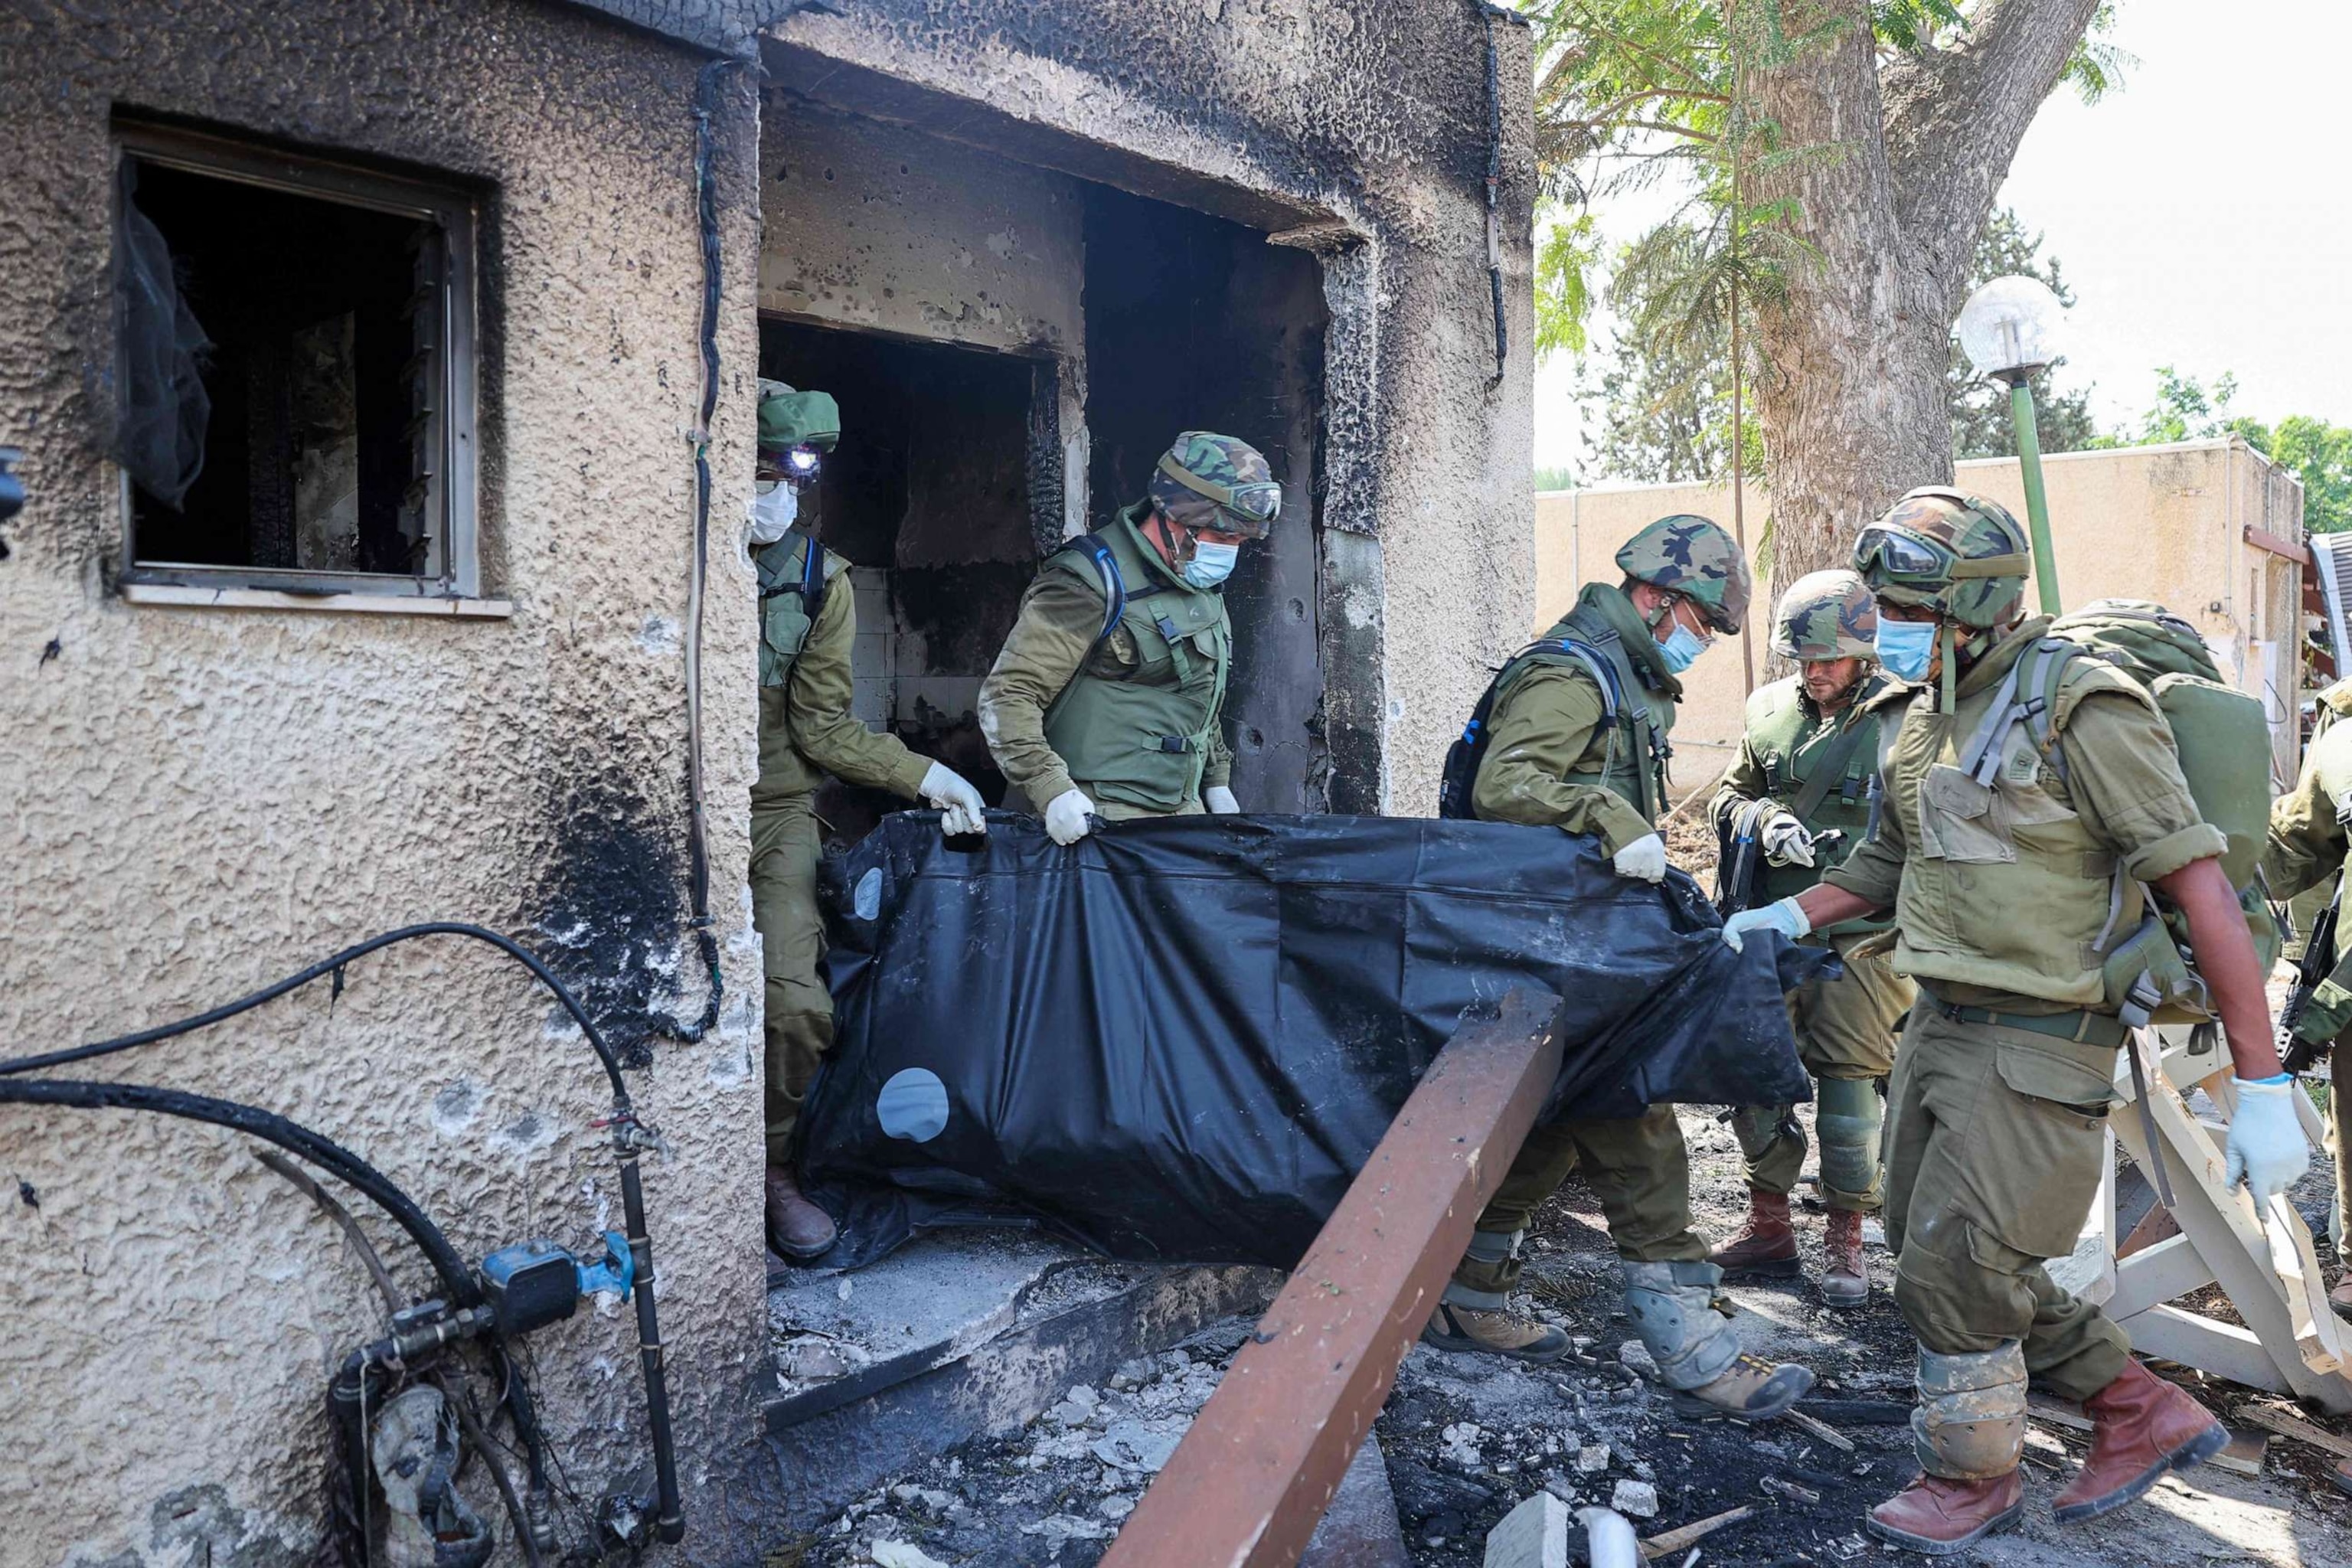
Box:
left=1917, top=765, right=2015, bottom=864
left=1975, top=1037, right=2115, bottom=1259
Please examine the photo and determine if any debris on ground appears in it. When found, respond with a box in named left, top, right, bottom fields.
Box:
left=773, top=1106, right=2352, bottom=1566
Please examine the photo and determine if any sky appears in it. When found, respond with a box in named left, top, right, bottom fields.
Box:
left=1532, top=0, right=2352, bottom=475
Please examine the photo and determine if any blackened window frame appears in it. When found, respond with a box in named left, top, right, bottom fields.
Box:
left=111, top=119, right=482, bottom=600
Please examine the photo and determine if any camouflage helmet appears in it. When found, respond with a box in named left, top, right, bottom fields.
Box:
left=1771, top=569, right=1877, bottom=662
left=1852, top=487, right=2032, bottom=630
left=1148, top=431, right=1279, bottom=540
left=1614, top=514, right=1753, bottom=635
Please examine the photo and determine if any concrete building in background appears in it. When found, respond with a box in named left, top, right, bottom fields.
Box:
left=0, top=2, right=1533, bottom=1563
left=1534, top=438, right=2309, bottom=794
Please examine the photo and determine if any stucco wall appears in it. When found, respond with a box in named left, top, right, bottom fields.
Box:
left=2, top=0, right=1536, bottom=1560
left=760, top=0, right=1538, bottom=815
left=1534, top=439, right=2308, bottom=793
left=0, top=4, right=772, bottom=1563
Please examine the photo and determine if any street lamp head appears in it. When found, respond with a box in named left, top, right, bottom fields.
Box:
left=1957, top=275, right=2065, bottom=384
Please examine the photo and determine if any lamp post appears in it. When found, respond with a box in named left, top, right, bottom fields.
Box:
left=1956, top=276, right=2066, bottom=615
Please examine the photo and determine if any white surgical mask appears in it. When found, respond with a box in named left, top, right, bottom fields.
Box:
left=1875, top=618, right=1938, bottom=683
left=1181, top=539, right=1240, bottom=589
left=750, top=480, right=798, bottom=544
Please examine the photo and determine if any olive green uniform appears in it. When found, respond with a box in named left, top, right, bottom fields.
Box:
left=1823, top=618, right=2227, bottom=1401
left=1710, top=675, right=1916, bottom=1210
left=753, top=531, right=931, bottom=1164
left=2259, top=678, right=2352, bottom=1268
left=978, top=505, right=1233, bottom=819
left=1451, top=581, right=1706, bottom=1305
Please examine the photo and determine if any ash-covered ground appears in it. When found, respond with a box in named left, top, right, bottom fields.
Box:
left=769, top=1101, right=2352, bottom=1568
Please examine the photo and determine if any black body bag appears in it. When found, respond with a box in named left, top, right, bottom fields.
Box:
left=799, top=812, right=1829, bottom=1269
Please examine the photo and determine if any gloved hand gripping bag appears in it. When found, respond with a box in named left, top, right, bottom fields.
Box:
left=801, top=813, right=1828, bottom=1269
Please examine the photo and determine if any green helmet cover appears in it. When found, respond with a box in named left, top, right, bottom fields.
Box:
left=1615, top=513, right=1754, bottom=634
left=1147, top=430, right=1279, bottom=538
left=758, top=381, right=841, bottom=453
left=1853, top=487, right=2031, bottom=631
left=1772, top=569, right=1877, bottom=662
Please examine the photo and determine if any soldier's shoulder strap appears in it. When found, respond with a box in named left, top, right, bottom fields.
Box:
left=1514, top=632, right=1625, bottom=724
left=756, top=528, right=838, bottom=619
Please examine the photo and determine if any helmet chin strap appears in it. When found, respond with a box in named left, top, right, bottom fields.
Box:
left=1939, top=622, right=1958, bottom=714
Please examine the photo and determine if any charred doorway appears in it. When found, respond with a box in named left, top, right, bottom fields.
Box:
left=757, top=319, right=1056, bottom=844
left=1083, top=188, right=1331, bottom=813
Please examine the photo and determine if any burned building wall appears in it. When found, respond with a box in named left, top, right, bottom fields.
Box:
left=760, top=0, right=1540, bottom=815
left=0, top=2, right=773, bottom=1564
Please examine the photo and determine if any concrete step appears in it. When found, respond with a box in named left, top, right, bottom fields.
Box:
left=757, top=1228, right=1282, bottom=1530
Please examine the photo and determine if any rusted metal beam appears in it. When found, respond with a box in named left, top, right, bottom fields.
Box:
left=1101, top=986, right=1565, bottom=1568
left=2244, top=524, right=2311, bottom=565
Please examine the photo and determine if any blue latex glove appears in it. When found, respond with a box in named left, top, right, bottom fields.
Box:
left=1720, top=896, right=1811, bottom=954
left=2225, top=1076, right=2311, bottom=1200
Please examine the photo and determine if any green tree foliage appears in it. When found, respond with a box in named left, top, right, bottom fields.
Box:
left=2102, top=368, right=2352, bottom=533
left=1949, top=209, right=2105, bottom=459
left=1593, top=205, right=2102, bottom=479
left=2263, top=417, right=2352, bottom=533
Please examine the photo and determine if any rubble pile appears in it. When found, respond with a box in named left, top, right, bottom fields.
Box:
left=782, top=1332, right=1243, bottom=1566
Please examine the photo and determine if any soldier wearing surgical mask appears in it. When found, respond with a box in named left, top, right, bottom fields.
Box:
left=748, top=381, right=988, bottom=1260
left=978, top=431, right=1274, bottom=844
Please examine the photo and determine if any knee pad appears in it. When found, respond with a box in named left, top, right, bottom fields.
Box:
left=1912, top=1342, right=2027, bottom=1479
left=1815, top=1077, right=1885, bottom=1203
left=1622, top=1259, right=1740, bottom=1390
left=1729, top=1104, right=1802, bottom=1165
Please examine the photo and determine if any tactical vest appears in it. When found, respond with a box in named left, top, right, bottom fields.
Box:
left=1743, top=675, right=1886, bottom=913
left=753, top=529, right=850, bottom=806
left=1496, top=587, right=1675, bottom=823
left=1040, top=509, right=1232, bottom=813
left=1871, top=619, right=2160, bottom=1008
left=755, top=529, right=843, bottom=690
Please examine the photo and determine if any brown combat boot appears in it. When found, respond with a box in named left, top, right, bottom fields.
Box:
left=2329, top=1276, right=2352, bottom=1320
left=2051, top=1358, right=2226, bottom=1524
left=1421, top=1301, right=1570, bottom=1363
left=1867, top=1472, right=2024, bottom=1555
left=1819, top=1207, right=1869, bottom=1308
left=1709, top=1187, right=1799, bottom=1279
left=765, top=1164, right=838, bottom=1260
left=1677, top=1352, right=1815, bottom=1420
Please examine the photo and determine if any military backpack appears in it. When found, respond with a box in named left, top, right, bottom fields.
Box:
left=1962, top=599, right=2279, bottom=1027
left=1439, top=637, right=1626, bottom=820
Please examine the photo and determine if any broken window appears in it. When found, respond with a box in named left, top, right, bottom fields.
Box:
left=113, top=122, right=480, bottom=596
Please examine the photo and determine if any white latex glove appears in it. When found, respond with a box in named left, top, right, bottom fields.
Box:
left=2225, top=1076, right=2312, bottom=1200
left=1611, top=831, right=1668, bottom=884
left=919, top=762, right=988, bottom=837
left=1044, top=787, right=1096, bottom=846
left=1721, top=896, right=1812, bottom=953
left=1204, top=786, right=1240, bottom=815
left=1761, top=813, right=1816, bottom=868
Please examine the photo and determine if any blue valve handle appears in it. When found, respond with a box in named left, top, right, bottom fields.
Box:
left=575, top=1230, right=635, bottom=1298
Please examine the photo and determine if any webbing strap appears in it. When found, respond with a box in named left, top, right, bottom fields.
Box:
left=1788, top=714, right=1875, bottom=825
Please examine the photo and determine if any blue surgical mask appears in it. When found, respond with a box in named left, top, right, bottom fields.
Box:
left=1182, top=539, right=1240, bottom=589
left=1875, top=618, right=1938, bottom=683
left=1658, top=622, right=1708, bottom=674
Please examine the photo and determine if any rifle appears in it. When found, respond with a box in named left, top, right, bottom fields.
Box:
left=1713, top=795, right=1841, bottom=918
left=2278, top=870, right=2344, bottom=1074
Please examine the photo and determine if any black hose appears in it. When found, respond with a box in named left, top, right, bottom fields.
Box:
left=620, top=1154, right=684, bottom=1542
left=654, top=53, right=739, bottom=1047
left=0, top=922, right=626, bottom=1104
left=0, top=1077, right=481, bottom=1308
